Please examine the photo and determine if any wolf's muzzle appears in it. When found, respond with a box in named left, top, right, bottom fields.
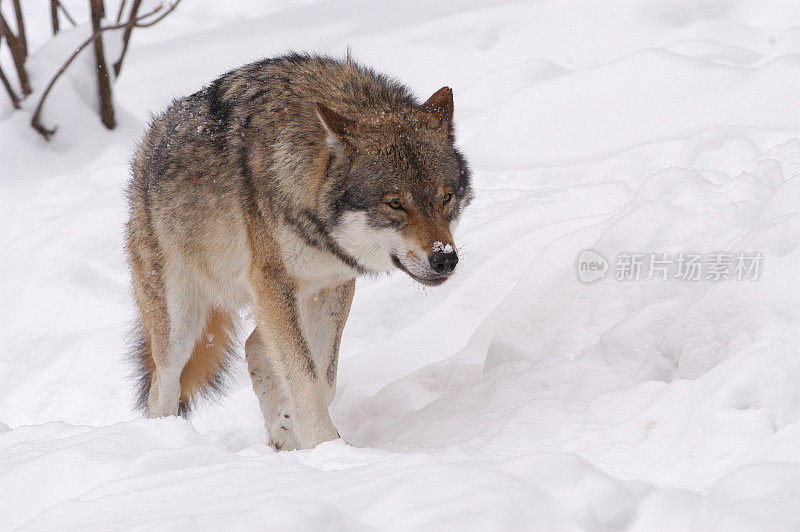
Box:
left=429, top=250, right=458, bottom=274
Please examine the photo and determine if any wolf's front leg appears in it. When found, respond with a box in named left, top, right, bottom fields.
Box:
left=245, top=329, right=299, bottom=451
left=249, top=273, right=340, bottom=449
left=297, top=280, right=355, bottom=406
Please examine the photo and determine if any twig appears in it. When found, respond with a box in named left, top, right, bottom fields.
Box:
left=113, top=0, right=142, bottom=77
left=116, top=0, right=128, bottom=23
left=11, top=0, right=27, bottom=58
left=50, top=0, right=60, bottom=35
left=0, top=65, right=21, bottom=108
left=57, top=1, right=78, bottom=26
left=130, top=0, right=180, bottom=28
left=31, top=1, right=182, bottom=139
left=0, top=31, right=20, bottom=108
left=47, top=1, right=78, bottom=34
left=0, top=31, right=21, bottom=108
left=90, top=0, right=115, bottom=130
left=0, top=11, right=31, bottom=95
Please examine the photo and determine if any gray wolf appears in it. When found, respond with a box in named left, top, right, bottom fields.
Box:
left=125, top=53, right=473, bottom=450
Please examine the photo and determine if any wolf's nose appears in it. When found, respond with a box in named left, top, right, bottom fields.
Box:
left=429, top=251, right=458, bottom=274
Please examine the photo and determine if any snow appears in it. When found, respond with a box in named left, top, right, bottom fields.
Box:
left=433, top=241, right=453, bottom=254
left=3, top=0, right=800, bottom=529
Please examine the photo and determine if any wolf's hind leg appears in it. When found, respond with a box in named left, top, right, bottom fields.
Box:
left=245, top=329, right=299, bottom=451
left=148, top=275, right=208, bottom=417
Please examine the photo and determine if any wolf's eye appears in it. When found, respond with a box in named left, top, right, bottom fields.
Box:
left=443, top=193, right=453, bottom=205
left=387, top=199, right=404, bottom=210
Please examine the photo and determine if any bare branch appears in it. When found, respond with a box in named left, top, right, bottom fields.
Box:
left=57, top=1, right=78, bottom=26
left=113, top=0, right=142, bottom=78
left=0, top=66, right=21, bottom=109
left=90, top=0, right=115, bottom=130
left=116, top=0, right=128, bottom=24
left=47, top=0, right=78, bottom=34
left=0, top=11, right=31, bottom=95
left=11, top=0, right=27, bottom=58
left=50, top=0, right=60, bottom=35
left=31, top=1, right=183, bottom=140
left=0, top=33, right=21, bottom=109
left=133, top=0, right=180, bottom=28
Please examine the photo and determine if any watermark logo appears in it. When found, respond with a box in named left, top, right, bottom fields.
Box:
left=577, top=249, right=609, bottom=283
left=577, top=250, right=762, bottom=283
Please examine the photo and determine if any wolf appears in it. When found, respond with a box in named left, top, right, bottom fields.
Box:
left=125, top=53, right=472, bottom=450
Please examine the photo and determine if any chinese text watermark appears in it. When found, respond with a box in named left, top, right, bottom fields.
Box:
left=577, top=250, right=762, bottom=283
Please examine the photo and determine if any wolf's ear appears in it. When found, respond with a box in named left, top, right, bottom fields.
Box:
left=420, top=86, right=453, bottom=122
left=316, top=103, right=353, bottom=150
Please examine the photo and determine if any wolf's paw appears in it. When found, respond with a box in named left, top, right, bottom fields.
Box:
left=297, top=415, right=340, bottom=449
left=268, top=412, right=299, bottom=451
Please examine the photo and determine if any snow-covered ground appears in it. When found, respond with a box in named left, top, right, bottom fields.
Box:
left=4, top=0, right=800, bottom=529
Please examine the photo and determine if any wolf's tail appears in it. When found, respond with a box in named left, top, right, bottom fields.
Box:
left=129, top=310, right=237, bottom=416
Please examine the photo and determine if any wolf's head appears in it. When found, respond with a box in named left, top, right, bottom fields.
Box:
left=318, top=87, right=473, bottom=286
